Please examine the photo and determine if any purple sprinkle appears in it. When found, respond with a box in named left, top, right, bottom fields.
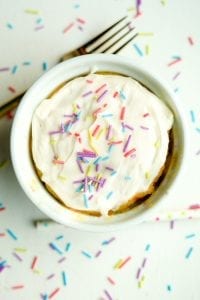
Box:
left=77, top=152, right=97, bottom=158
left=123, top=134, right=131, bottom=152
left=35, top=25, right=44, bottom=31
left=136, top=268, right=141, bottom=279
left=84, top=177, right=88, bottom=192
left=12, top=252, right=23, bottom=262
left=76, top=159, right=84, bottom=173
left=73, top=179, right=84, bottom=184
left=124, top=124, right=134, bottom=131
left=57, top=257, right=66, bottom=263
left=95, top=250, right=102, bottom=257
left=170, top=220, right=174, bottom=229
left=82, top=90, right=93, bottom=97
left=49, top=130, right=62, bottom=135
left=64, top=114, right=74, bottom=118
left=105, top=166, right=114, bottom=172
left=0, top=67, right=10, bottom=72
left=106, top=125, right=112, bottom=140
left=140, top=125, right=149, bottom=130
left=142, top=257, right=147, bottom=268
left=46, top=273, right=55, bottom=280
left=96, top=164, right=100, bottom=172
left=97, top=90, right=108, bottom=102
left=88, top=195, right=94, bottom=200
left=104, top=289, right=113, bottom=300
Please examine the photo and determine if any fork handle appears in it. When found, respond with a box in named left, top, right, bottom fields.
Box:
left=61, top=47, right=87, bottom=62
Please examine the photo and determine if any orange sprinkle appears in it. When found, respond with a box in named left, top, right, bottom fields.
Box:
left=95, top=83, right=106, bottom=93
left=92, top=125, right=100, bottom=137
left=188, top=36, right=194, bottom=45
left=108, top=140, right=123, bottom=145
left=8, top=86, right=16, bottom=93
left=107, top=276, right=116, bottom=285
left=11, top=285, right=24, bottom=290
left=118, top=256, right=132, bottom=268
left=113, top=91, right=119, bottom=98
left=53, top=159, right=65, bottom=165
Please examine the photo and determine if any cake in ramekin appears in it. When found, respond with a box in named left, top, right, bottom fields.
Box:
left=31, top=73, right=174, bottom=216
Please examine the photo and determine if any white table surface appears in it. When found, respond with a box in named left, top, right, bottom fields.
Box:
left=0, top=1, right=200, bottom=299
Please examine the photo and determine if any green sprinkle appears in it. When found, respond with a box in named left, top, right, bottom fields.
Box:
left=42, top=62, right=48, bottom=71
left=62, top=271, right=67, bottom=286
left=81, top=250, right=92, bottom=259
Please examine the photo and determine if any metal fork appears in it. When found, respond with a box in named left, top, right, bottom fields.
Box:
left=0, top=16, right=137, bottom=117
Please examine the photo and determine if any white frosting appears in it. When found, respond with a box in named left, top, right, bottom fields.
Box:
left=32, top=74, right=173, bottom=215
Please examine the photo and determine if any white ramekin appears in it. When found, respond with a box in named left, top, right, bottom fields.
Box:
left=10, top=54, right=188, bottom=232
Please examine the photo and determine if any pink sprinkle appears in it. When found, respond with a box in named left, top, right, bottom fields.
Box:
left=167, top=58, right=182, bottom=67
left=31, top=256, right=38, bottom=270
left=86, top=79, right=93, bottom=83
left=118, top=256, right=132, bottom=268
left=188, top=204, right=200, bottom=210
left=106, top=125, right=112, bottom=140
left=107, top=276, right=116, bottom=285
left=120, top=106, right=126, bottom=120
left=53, top=159, right=65, bottom=165
left=63, top=22, right=74, bottom=33
left=96, top=90, right=108, bottom=102
left=143, top=113, right=149, bottom=117
left=11, top=285, right=24, bottom=290
left=49, top=287, right=60, bottom=299
left=124, top=124, right=134, bottom=131
left=8, top=86, right=16, bottom=93
left=92, top=125, right=100, bottom=137
left=76, top=17, right=86, bottom=24
left=95, top=83, right=107, bottom=93
left=124, top=148, right=136, bottom=157
left=188, top=36, right=194, bottom=45
left=123, top=135, right=131, bottom=152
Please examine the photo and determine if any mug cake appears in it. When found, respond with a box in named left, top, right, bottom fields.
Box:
left=31, top=73, right=174, bottom=217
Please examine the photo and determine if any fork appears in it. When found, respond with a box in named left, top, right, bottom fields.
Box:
left=0, top=16, right=137, bottom=118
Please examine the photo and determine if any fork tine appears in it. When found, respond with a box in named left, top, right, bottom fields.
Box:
left=112, top=32, right=138, bottom=54
left=93, top=26, right=135, bottom=54
left=85, top=16, right=129, bottom=53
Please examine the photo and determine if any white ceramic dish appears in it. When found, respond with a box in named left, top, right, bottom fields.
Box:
left=10, top=54, right=188, bottom=232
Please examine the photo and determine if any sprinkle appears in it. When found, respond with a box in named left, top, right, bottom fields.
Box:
left=104, top=290, right=113, bottom=300
left=96, top=90, right=108, bottom=102
left=63, top=22, right=74, bottom=33
left=31, top=256, right=38, bottom=270
left=49, top=287, right=60, bottom=299
left=0, top=67, right=10, bottom=72
left=190, top=110, right=195, bottom=123
left=113, top=91, right=119, bottom=98
left=139, top=32, right=154, bottom=36
left=34, top=25, right=45, bottom=31
left=106, top=191, right=113, bottom=200
left=42, top=62, right=48, bottom=71
left=145, top=244, right=151, bottom=251
left=196, top=128, right=200, bottom=133
left=102, top=237, right=116, bottom=245
left=95, top=250, right=102, bottom=257
left=76, top=159, right=84, bottom=173
left=65, top=242, right=72, bottom=252
left=22, top=61, right=31, bottom=66
left=140, top=125, right=149, bottom=130
left=185, top=247, right=193, bottom=259
left=95, top=83, right=107, bottom=93
left=82, top=90, right=93, bottom=97
left=25, top=8, right=39, bottom=14
left=56, top=235, right=64, bottom=240
left=145, top=44, right=150, bottom=55
left=83, top=194, right=88, bottom=208
left=170, top=220, right=174, bottom=229
left=58, top=257, right=66, bottom=263
left=77, top=25, right=83, bottom=31
left=136, top=268, right=141, bottom=279
left=124, top=176, right=132, bottom=180
left=133, top=43, right=143, bottom=56
left=102, top=113, right=113, bottom=118
left=81, top=250, right=92, bottom=259
left=118, top=256, right=132, bottom=269
left=12, top=65, right=18, bottom=74
left=167, top=58, right=182, bottom=67
left=185, top=233, right=196, bottom=239
left=124, top=148, right=136, bottom=157
left=123, top=135, right=131, bottom=152
left=76, top=17, right=86, bottom=24
left=11, top=285, right=24, bottom=290
left=6, top=228, right=18, bottom=240
left=6, top=23, right=14, bottom=29
left=46, top=273, right=55, bottom=280
left=172, top=71, right=181, bottom=80
left=86, top=79, right=93, bottom=83
left=14, top=248, right=27, bottom=253
left=107, top=276, right=116, bottom=285
left=106, top=125, right=112, bottom=140
left=108, top=140, right=123, bottom=145
left=92, top=125, right=100, bottom=137
left=49, top=242, right=63, bottom=255
left=53, top=159, right=65, bottom=165
left=8, top=86, right=16, bottom=93
left=142, top=257, right=147, bottom=267
left=12, top=252, right=23, bottom=262
left=143, top=113, right=149, bottom=117
left=188, top=36, right=194, bottom=45
left=124, top=124, right=134, bottom=131
left=119, top=90, right=126, bottom=100
left=120, top=106, right=126, bottom=120
left=62, top=271, right=67, bottom=286
left=167, top=284, right=172, bottom=292
left=0, top=207, right=6, bottom=212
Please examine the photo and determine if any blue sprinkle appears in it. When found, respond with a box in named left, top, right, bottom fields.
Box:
left=55, top=235, right=64, bottom=240
left=102, top=114, right=114, bottom=118
left=133, top=43, right=143, bottom=56
left=185, top=247, right=193, bottom=259
left=42, top=294, right=48, bottom=300
left=111, top=171, right=117, bottom=176
left=119, top=90, right=126, bottom=100
left=76, top=184, right=83, bottom=192
left=93, top=157, right=102, bottom=165
left=102, top=156, right=109, bottom=161
left=185, top=233, right=196, bottom=239
left=6, top=23, right=14, bottom=29
left=6, top=229, right=18, bottom=240
left=196, top=128, right=200, bottom=133
left=42, top=62, right=48, bottom=71
left=124, top=176, right=132, bottom=180
left=190, top=110, right=195, bottom=123
left=49, top=242, right=63, bottom=255
left=11, top=65, right=18, bottom=74
left=0, top=260, right=7, bottom=268
left=83, top=194, right=88, bottom=208
left=106, top=191, right=113, bottom=199
left=145, top=244, right=151, bottom=251
left=62, top=271, right=67, bottom=286
left=22, top=61, right=31, bottom=66
left=81, top=250, right=92, bottom=259
left=65, top=242, right=71, bottom=252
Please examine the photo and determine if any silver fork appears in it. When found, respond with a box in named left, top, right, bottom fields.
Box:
left=0, top=16, right=137, bottom=118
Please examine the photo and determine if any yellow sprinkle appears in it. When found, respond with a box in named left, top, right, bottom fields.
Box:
left=50, top=138, right=57, bottom=145
left=139, top=32, right=154, bottom=36
left=181, top=211, right=186, bottom=216
left=88, top=131, right=99, bottom=154
left=58, top=175, right=67, bottom=181
left=24, top=8, right=40, bottom=14
left=145, top=45, right=150, bottom=55
left=167, top=214, right=173, bottom=220
left=145, top=172, right=150, bottom=179
left=161, top=0, right=167, bottom=5
left=138, top=276, right=145, bottom=288
left=72, top=103, right=78, bottom=113
left=33, top=269, right=42, bottom=275
left=127, top=6, right=135, bottom=12
left=14, top=248, right=27, bottom=253
left=86, top=165, right=92, bottom=176
left=114, top=259, right=123, bottom=269
left=154, top=139, right=160, bottom=148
